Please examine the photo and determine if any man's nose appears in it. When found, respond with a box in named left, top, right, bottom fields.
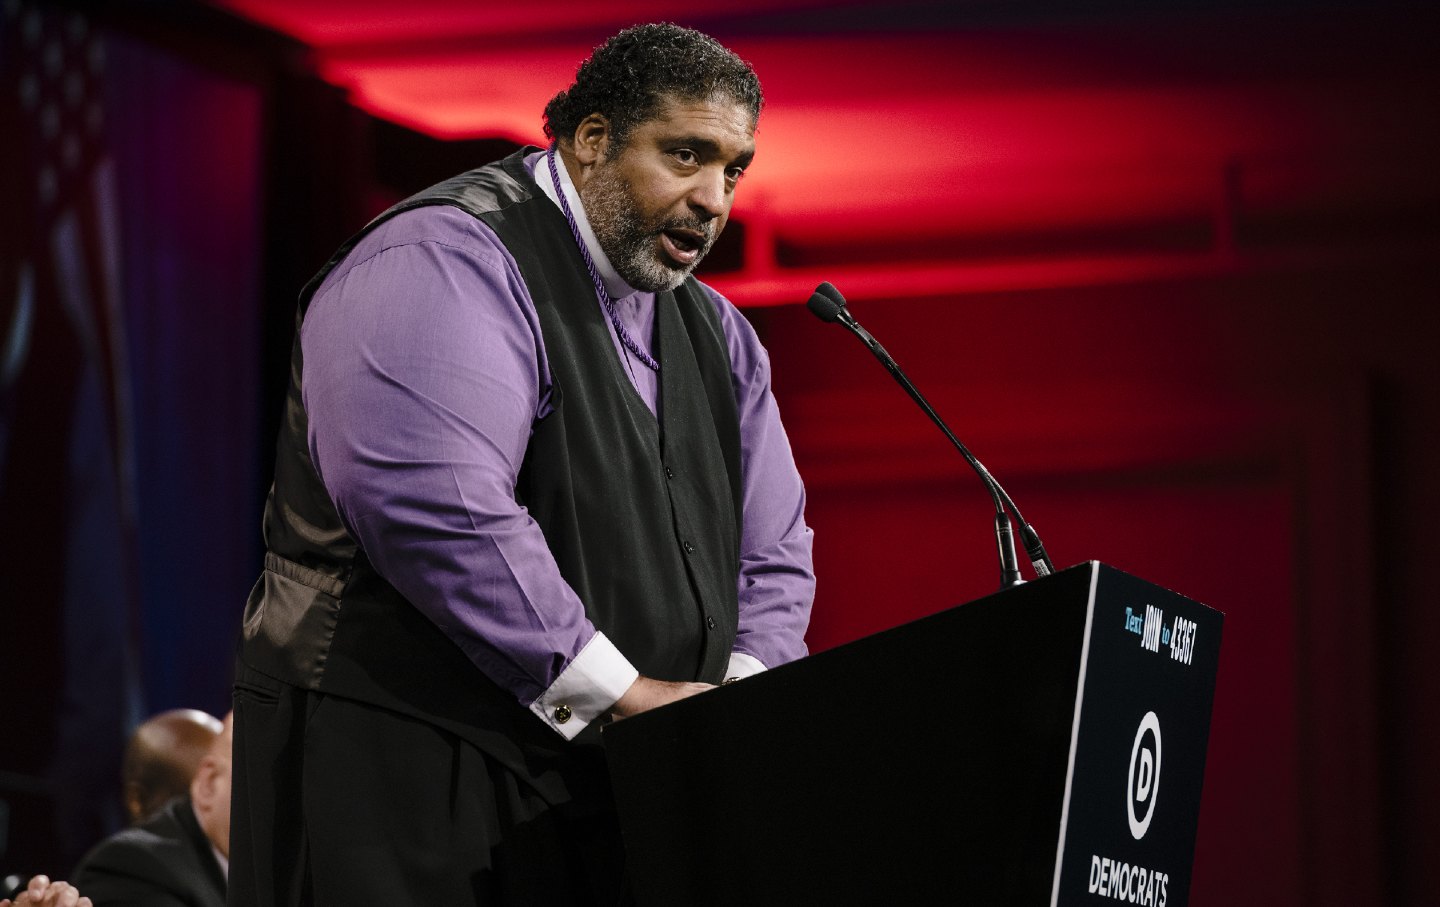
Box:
left=687, top=168, right=729, bottom=219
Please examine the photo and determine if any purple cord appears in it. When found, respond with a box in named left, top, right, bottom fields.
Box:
left=547, top=145, right=660, bottom=372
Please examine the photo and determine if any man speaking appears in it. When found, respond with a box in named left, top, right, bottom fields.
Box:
left=232, top=23, right=814, bottom=904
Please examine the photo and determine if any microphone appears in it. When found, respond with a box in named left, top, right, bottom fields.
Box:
left=805, top=282, right=1055, bottom=588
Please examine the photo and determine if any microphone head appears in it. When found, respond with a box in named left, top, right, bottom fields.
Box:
left=806, top=281, right=848, bottom=323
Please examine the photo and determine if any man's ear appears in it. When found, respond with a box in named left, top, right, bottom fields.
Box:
left=190, top=757, right=217, bottom=806
left=571, top=114, right=611, bottom=169
left=123, top=782, right=143, bottom=821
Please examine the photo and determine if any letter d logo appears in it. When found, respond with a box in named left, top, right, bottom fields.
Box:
left=1128, top=711, right=1162, bottom=840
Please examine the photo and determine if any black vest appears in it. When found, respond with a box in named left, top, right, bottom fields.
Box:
left=239, top=149, right=742, bottom=798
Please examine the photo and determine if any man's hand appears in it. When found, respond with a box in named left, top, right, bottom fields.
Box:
left=1, top=875, right=91, bottom=907
left=611, top=676, right=714, bottom=720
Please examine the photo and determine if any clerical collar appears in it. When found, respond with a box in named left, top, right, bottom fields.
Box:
left=528, top=150, right=638, bottom=301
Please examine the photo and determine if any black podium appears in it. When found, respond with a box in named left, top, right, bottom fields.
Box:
left=604, top=562, right=1223, bottom=906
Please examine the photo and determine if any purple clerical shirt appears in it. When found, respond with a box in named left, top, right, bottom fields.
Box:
left=299, top=152, right=814, bottom=740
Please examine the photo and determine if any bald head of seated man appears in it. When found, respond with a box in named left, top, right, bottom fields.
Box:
left=121, top=709, right=224, bottom=824
left=73, top=712, right=233, bottom=907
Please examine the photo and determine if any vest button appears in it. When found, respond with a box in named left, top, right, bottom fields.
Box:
left=553, top=704, right=573, bottom=724
left=683, top=540, right=694, bottom=554
left=706, top=615, right=717, bottom=630
left=665, top=466, right=675, bottom=479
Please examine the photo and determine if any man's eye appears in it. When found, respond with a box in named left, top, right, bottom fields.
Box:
left=672, top=149, right=698, bottom=165
left=726, top=167, right=747, bottom=182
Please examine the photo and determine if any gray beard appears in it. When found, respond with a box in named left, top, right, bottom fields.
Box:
left=580, top=164, right=714, bottom=293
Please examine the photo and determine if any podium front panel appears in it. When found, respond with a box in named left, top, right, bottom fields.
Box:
left=1052, top=565, right=1223, bottom=906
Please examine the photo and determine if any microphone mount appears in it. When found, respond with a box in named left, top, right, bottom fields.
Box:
left=806, top=281, right=1055, bottom=588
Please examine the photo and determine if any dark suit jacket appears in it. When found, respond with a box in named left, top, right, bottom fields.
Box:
left=73, top=795, right=226, bottom=907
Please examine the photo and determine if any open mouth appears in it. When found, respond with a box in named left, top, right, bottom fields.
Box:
left=659, top=227, right=707, bottom=267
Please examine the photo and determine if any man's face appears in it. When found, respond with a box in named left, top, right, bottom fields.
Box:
left=191, top=712, right=233, bottom=856
left=579, top=94, right=756, bottom=293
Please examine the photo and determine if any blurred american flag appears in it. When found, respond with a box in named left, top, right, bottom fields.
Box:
left=2, top=0, right=144, bottom=867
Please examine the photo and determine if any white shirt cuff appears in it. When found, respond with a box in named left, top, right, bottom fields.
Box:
left=528, top=632, right=639, bottom=741
left=725, top=651, right=768, bottom=683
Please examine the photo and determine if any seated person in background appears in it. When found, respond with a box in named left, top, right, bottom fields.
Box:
left=71, top=713, right=231, bottom=907
left=0, top=710, right=221, bottom=907
left=120, top=710, right=223, bottom=824
left=1, top=875, right=91, bottom=907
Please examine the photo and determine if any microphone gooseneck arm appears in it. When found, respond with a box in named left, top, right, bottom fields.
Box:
left=806, top=282, right=1055, bottom=586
